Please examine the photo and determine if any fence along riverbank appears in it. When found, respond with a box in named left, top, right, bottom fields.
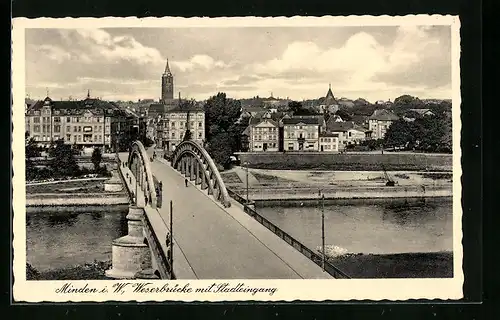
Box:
left=226, top=188, right=350, bottom=279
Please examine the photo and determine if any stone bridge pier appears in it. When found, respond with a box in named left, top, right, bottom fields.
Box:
left=106, top=141, right=174, bottom=280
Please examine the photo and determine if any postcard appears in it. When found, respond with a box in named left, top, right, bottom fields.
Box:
left=12, top=15, right=462, bottom=302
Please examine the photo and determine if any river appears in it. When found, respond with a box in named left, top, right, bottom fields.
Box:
left=26, top=207, right=128, bottom=272
left=26, top=198, right=452, bottom=273
left=256, top=197, right=453, bottom=255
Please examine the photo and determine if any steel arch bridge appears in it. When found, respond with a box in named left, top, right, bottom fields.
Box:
left=169, top=141, right=231, bottom=208
left=126, top=140, right=231, bottom=208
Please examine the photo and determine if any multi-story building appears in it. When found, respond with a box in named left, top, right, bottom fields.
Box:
left=25, top=93, right=117, bottom=151
left=282, top=117, right=321, bottom=151
left=319, top=132, right=339, bottom=152
left=368, top=109, right=399, bottom=139
left=164, top=103, right=205, bottom=152
left=247, top=116, right=279, bottom=152
left=326, top=121, right=368, bottom=150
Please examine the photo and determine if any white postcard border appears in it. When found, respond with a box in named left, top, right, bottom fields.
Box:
left=12, top=15, right=463, bottom=302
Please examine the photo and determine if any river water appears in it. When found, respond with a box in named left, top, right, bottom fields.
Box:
left=26, top=208, right=128, bottom=272
left=256, top=198, right=453, bottom=255
left=26, top=198, right=453, bottom=272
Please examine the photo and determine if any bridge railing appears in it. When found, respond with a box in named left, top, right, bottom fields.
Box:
left=128, top=141, right=157, bottom=208
left=142, top=209, right=176, bottom=279
left=170, top=141, right=232, bottom=208
left=226, top=188, right=351, bottom=279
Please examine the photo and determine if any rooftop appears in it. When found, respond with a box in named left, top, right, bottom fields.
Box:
left=368, top=109, right=399, bottom=121
left=282, top=117, right=321, bottom=125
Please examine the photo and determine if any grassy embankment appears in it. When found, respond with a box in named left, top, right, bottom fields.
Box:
left=26, top=180, right=106, bottom=194
left=27, top=261, right=112, bottom=280
left=329, top=252, right=453, bottom=278
left=26, top=252, right=453, bottom=279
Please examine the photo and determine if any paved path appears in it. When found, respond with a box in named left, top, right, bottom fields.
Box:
left=119, top=151, right=331, bottom=279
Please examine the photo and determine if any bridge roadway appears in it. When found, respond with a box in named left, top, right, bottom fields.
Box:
left=118, top=151, right=332, bottom=279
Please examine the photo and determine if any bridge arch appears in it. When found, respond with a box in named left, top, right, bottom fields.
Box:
left=170, top=140, right=231, bottom=208
left=127, top=141, right=157, bottom=209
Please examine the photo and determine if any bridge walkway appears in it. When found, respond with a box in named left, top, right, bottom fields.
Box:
left=119, top=151, right=332, bottom=279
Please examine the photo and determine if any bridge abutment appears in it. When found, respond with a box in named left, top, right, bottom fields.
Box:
left=105, top=205, right=152, bottom=279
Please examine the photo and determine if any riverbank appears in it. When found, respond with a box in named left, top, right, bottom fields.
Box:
left=26, top=178, right=130, bottom=208
left=222, top=167, right=452, bottom=200
left=26, top=194, right=130, bottom=207
left=254, top=196, right=452, bottom=207
left=229, top=185, right=452, bottom=201
left=26, top=252, right=452, bottom=279
left=329, top=252, right=453, bottom=278
left=236, top=152, right=452, bottom=171
left=27, top=261, right=112, bottom=280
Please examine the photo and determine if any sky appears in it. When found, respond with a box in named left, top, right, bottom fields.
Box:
left=25, top=25, right=452, bottom=103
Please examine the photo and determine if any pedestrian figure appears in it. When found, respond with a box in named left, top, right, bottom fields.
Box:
left=144, top=195, right=148, bottom=205
left=185, top=178, right=188, bottom=187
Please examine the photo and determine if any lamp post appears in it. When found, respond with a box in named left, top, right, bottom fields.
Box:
left=321, top=192, right=325, bottom=271
left=244, top=161, right=249, bottom=204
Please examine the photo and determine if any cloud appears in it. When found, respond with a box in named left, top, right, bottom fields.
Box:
left=37, top=45, right=72, bottom=63
left=25, top=26, right=452, bottom=102
left=173, top=55, right=229, bottom=72
left=249, top=26, right=450, bottom=92
left=58, top=29, right=164, bottom=65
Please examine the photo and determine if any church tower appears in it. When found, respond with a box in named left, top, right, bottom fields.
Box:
left=161, top=59, right=174, bottom=104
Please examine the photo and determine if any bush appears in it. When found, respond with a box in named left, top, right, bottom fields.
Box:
left=26, top=263, right=40, bottom=280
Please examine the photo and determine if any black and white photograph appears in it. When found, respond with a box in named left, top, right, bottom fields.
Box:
left=12, top=15, right=462, bottom=302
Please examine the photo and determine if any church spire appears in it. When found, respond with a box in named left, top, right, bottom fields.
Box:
left=87, top=89, right=90, bottom=99
left=164, top=59, right=171, bottom=75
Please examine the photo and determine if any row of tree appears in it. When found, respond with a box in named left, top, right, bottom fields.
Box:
left=384, top=113, right=452, bottom=153
left=26, top=138, right=109, bottom=181
left=203, top=93, right=248, bottom=168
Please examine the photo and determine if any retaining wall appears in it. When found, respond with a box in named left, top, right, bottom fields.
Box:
left=230, top=184, right=452, bottom=201
left=236, top=152, right=452, bottom=171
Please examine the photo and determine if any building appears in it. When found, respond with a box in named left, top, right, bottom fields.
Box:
left=318, top=84, right=339, bottom=114
left=241, top=105, right=267, bottom=118
left=161, top=59, right=174, bottom=104
left=282, top=117, right=321, bottom=151
left=25, top=92, right=118, bottom=151
left=408, top=108, right=435, bottom=117
left=247, top=116, right=279, bottom=152
left=319, top=132, right=339, bottom=152
left=164, top=102, right=205, bottom=152
left=326, top=121, right=367, bottom=149
left=368, top=109, right=399, bottom=139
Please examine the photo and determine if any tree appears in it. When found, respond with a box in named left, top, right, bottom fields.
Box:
left=49, top=139, right=80, bottom=177
left=288, top=101, right=315, bottom=116
left=384, top=119, right=416, bottom=148
left=91, top=147, right=102, bottom=172
left=26, top=138, right=40, bottom=158
left=203, top=93, right=243, bottom=167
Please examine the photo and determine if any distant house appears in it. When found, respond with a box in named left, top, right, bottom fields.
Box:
left=247, top=117, right=279, bottom=152
left=326, top=121, right=367, bottom=149
left=329, top=114, right=344, bottom=123
left=368, top=109, right=399, bottom=139
left=164, top=103, right=205, bottom=152
left=282, top=117, right=321, bottom=151
left=318, top=84, right=339, bottom=114
left=409, top=108, right=435, bottom=117
left=241, top=105, right=267, bottom=117
left=319, top=132, right=339, bottom=152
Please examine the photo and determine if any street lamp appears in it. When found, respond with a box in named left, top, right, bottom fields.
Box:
left=244, top=161, right=249, bottom=204
left=320, top=192, right=326, bottom=271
